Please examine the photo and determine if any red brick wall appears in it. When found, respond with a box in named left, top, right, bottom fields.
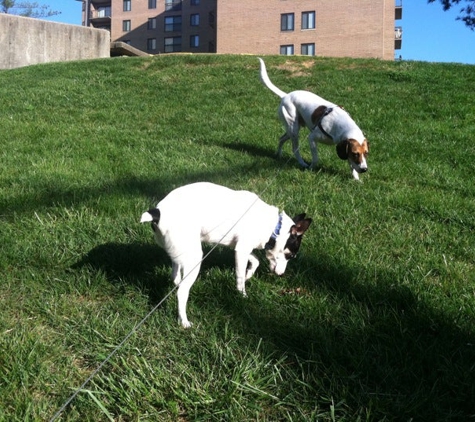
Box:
left=216, top=0, right=395, bottom=60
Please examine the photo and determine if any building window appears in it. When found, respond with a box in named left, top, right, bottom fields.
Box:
left=209, top=11, right=215, bottom=28
left=302, top=11, right=315, bottom=30
left=165, top=0, right=182, bottom=11
left=280, top=44, right=294, bottom=55
left=148, top=18, right=157, bottom=30
left=281, top=13, right=294, bottom=31
left=190, top=13, right=199, bottom=26
left=301, top=43, right=315, bottom=56
left=123, top=0, right=131, bottom=12
left=96, top=6, right=111, bottom=18
left=190, top=35, right=199, bottom=48
left=147, top=38, right=157, bottom=51
left=164, top=36, right=182, bottom=52
left=165, top=16, right=182, bottom=32
left=191, top=0, right=200, bottom=5
left=148, top=0, right=156, bottom=9
left=123, top=20, right=131, bottom=32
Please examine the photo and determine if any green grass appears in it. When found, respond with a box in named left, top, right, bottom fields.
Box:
left=1, top=54, right=474, bottom=421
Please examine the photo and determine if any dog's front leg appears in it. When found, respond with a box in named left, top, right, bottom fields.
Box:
left=174, top=249, right=202, bottom=328
left=308, top=134, right=319, bottom=169
left=245, top=254, right=260, bottom=281
left=176, top=267, right=199, bottom=328
left=171, top=262, right=181, bottom=285
left=235, top=249, right=255, bottom=296
left=291, top=137, right=309, bottom=168
left=351, top=167, right=360, bottom=181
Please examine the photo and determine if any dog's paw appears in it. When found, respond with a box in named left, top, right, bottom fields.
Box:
left=179, top=319, right=193, bottom=329
left=351, top=169, right=362, bottom=181
left=237, top=287, right=247, bottom=297
left=295, top=160, right=309, bottom=168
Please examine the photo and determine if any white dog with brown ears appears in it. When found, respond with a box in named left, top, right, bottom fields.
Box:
left=141, top=182, right=312, bottom=328
left=258, top=58, right=369, bottom=180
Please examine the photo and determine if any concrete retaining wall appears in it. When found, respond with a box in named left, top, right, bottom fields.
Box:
left=0, top=14, right=110, bottom=70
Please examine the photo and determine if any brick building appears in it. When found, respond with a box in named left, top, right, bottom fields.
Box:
left=79, top=0, right=402, bottom=60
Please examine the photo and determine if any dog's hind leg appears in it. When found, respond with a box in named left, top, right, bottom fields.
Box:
left=277, top=133, right=290, bottom=158
left=278, top=105, right=308, bottom=168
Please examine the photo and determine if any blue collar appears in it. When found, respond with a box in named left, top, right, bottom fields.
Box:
left=271, top=212, right=283, bottom=239
left=265, top=213, right=282, bottom=250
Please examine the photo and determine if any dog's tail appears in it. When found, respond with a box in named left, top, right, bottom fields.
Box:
left=258, top=57, right=287, bottom=99
left=140, top=208, right=161, bottom=231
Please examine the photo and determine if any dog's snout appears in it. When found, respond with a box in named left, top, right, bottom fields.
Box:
left=359, top=167, right=368, bottom=173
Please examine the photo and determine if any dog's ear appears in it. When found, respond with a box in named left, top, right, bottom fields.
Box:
left=336, top=140, right=349, bottom=160
left=291, top=217, right=312, bottom=236
left=365, top=139, right=370, bottom=153
left=293, top=213, right=306, bottom=223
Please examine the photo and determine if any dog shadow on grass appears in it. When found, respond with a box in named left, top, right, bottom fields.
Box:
left=222, top=140, right=348, bottom=178
left=71, top=241, right=238, bottom=305
left=221, top=140, right=274, bottom=160
left=193, top=250, right=475, bottom=420
left=71, top=241, right=172, bottom=303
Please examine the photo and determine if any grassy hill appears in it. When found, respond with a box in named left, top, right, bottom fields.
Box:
left=1, top=54, right=474, bottom=421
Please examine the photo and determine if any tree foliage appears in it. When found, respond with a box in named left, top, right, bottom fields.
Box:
left=428, top=0, right=475, bottom=29
left=1, top=0, right=60, bottom=18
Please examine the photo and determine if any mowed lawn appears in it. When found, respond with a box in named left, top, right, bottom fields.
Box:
left=1, top=54, right=474, bottom=421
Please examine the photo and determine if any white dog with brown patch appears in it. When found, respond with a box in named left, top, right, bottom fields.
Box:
left=141, top=182, right=312, bottom=328
left=258, top=58, right=369, bottom=180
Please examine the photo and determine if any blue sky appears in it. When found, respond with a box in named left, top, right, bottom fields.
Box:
left=41, top=0, right=474, bottom=65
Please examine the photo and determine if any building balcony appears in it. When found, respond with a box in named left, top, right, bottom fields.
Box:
left=395, top=26, right=402, bottom=50
left=90, top=0, right=111, bottom=5
left=395, top=0, right=402, bottom=20
left=90, top=7, right=111, bottom=25
left=395, top=26, right=402, bottom=40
